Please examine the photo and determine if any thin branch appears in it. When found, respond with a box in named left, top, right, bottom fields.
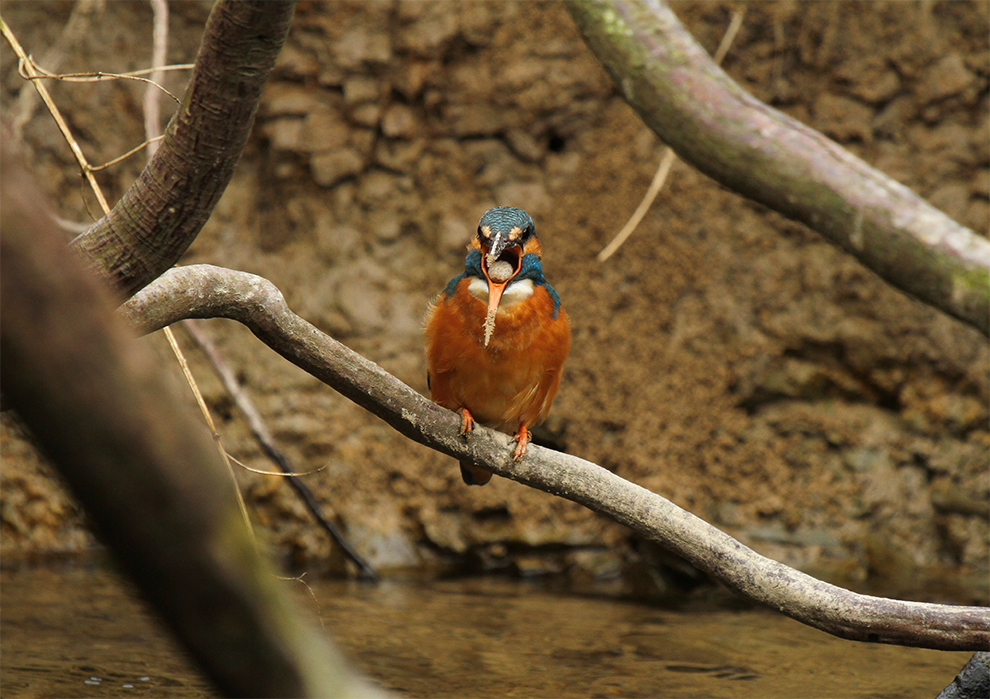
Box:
left=568, top=0, right=990, bottom=335
left=19, top=60, right=184, bottom=105
left=88, top=135, right=164, bottom=172
left=1, top=18, right=111, bottom=213
left=8, top=0, right=102, bottom=142
left=228, top=452, right=327, bottom=478
left=144, top=0, right=169, bottom=159
left=123, top=264, right=990, bottom=652
left=161, top=322, right=258, bottom=548
left=181, top=319, right=377, bottom=580
left=598, top=132, right=677, bottom=262
left=21, top=62, right=195, bottom=82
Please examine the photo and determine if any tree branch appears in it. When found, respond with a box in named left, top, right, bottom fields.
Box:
left=124, top=264, right=990, bottom=652
left=70, top=0, right=296, bottom=298
left=937, top=652, right=990, bottom=699
left=180, top=319, right=378, bottom=581
left=566, top=0, right=990, bottom=336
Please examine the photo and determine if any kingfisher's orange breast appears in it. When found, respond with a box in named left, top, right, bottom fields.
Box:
left=425, top=276, right=570, bottom=433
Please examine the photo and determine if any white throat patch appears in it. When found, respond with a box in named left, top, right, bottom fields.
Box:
left=467, top=277, right=535, bottom=309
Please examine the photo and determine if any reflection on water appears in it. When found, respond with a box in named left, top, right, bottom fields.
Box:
left=1, top=562, right=972, bottom=698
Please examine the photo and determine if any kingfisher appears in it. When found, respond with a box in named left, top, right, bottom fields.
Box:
left=425, top=206, right=570, bottom=486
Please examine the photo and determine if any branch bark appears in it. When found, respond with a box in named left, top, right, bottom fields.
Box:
left=1, top=139, right=379, bottom=699
left=566, top=0, right=990, bottom=336
left=124, top=264, right=990, bottom=652
left=70, top=0, right=295, bottom=298
left=937, top=652, right=990, bottom=699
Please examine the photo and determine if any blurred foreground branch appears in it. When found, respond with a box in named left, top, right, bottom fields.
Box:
left=567, top=0, right=990, bottom=336
left=937, top=652, right=990, bottom=699
left=124, top=263, right=990, bottom=652
left=0, top=140, right=379, bottom=698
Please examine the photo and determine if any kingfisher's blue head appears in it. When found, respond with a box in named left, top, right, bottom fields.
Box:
left=477, top=207, right=535, bottom=270
left=468, top=207, right=546, bottom=345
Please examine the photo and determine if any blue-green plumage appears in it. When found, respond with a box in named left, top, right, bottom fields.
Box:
left=479, top=207, right=534, bottom=236
left=516, top=253, right=561, bottom=318
left=442, top=249, right=561, bottom=318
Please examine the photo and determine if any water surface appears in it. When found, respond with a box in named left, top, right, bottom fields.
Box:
left=1, top=564, right=971, bottom=697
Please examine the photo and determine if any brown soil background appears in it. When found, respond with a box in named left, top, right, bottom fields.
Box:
left=2, top=1, right=988, bottom=602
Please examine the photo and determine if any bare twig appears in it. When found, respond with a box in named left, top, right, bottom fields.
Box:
left=123, top=264, right=990, bottom=652
left=228, top=453, right=327, bottom=477
left=20, top=63, right=195, bottom=82
left=598, top=9, right=744, bottom=262
left=569, top=0, right=990, bottom=335
left=144, top=0, right=169, bottom=159
left=162, top=324, right=257, bottom=545
left=181, top=319, right=377, bottom=580
left=598, top=141, right=677, bottom=262
left=279, top=573, right=327, bottom=632
left=19, top=60, right=184, bottom=104
left=1, top=17, right=111, bottom=213
left=9, top=0, right=102, bottom=141
left=88, top=135, right=164, bottom=172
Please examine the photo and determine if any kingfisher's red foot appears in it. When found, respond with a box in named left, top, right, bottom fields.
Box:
left=458, top=408, right=475, bottom=440
left=511, top=425, right=531, bottom=461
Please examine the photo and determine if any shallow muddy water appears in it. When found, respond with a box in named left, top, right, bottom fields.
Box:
left=0, top=563, right=972, bottom=698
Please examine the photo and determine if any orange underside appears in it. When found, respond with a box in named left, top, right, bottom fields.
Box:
left=425, top=275, right=570, bottom=442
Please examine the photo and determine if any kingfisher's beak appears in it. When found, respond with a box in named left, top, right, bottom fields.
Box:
left=485, top=230, right=510, bottom=268
left=480, top=243, right=523, bottom=346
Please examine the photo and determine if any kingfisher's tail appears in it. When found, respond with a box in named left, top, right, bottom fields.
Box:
left=460, top=462, right=492, bottom=486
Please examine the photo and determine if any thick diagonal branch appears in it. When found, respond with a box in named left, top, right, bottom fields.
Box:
left=1, top=143, right=378, bottom=699
left=124, top=264, right=990, bottom=652
left=567, top=0, right=990, bottom=336
left=70, top=0, right=296, bottom=298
